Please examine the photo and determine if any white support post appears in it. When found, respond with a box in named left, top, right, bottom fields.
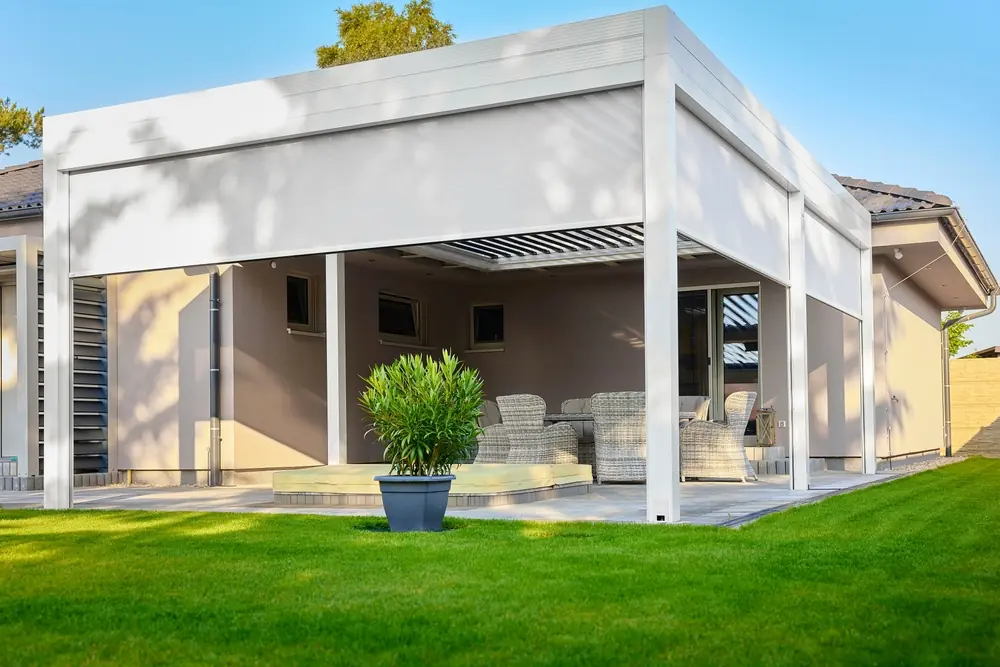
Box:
left=325, top=253, right=348, bottom=465
left=15, top=237, right=41, bottom=476
left=643, top=7, right=681, bottom=523
left=43, top=168, right=74, bottom=509
left=787, top=192, right=810, bottom=491
left=859, top=247, right=878, bottom=475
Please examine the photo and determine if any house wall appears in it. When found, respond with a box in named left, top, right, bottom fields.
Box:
left=873, top=257, right=945, bottom=457
left=229, top=259, right=467, bottom=466
left=109, top=254, right=895, bottom=475
left=343, top=263, right=467, bottom=461
left=806, top=297, right=863, bottom=458
left=457, top=271, right=646, bottom=414
left=114, top=266, right=236, bottom=484
left=0, top=216, right=42, bottom=239
left=759, top=280, right=790, bottom=448
left=226, top=259, right=794, bottom=468
left=230, top=257, right=329, bottom=472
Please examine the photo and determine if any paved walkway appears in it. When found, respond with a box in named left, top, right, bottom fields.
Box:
left=0, top=470, right=903, bottom=526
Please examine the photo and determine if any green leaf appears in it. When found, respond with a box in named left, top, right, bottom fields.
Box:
left=359, top=349, right=484, bottom=476
left=316, top=1, right=455, bottom=68
left=0, top=98, right=44, bottom=156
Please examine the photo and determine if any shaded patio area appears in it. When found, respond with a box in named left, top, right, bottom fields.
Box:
left=0, top=470, right=903, bottom=526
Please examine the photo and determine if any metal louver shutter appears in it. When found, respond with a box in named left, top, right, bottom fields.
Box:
left=39, top=259, right=110, bottom=475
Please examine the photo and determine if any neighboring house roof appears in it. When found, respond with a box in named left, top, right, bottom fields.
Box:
left=836, top=174, right=997, bottom=296
left=961, top=346, right=1000, bottom=359
left=0, top=160, right=43, bottom=214
left=834, top=175, right=953, bottom=215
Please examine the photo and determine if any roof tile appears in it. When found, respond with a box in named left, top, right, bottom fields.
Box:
left=0, top=160, right=43, bottom=213
left=834, top=174, right=953, bottom=216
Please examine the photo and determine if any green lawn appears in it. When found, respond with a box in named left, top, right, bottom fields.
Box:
left=2, top=459, right=1000, bottom=666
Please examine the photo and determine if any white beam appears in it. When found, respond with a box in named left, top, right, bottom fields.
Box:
left=787, top=192, right=810, bottom=490
left=860, top=247, right=878, bottom=474
left=326, top=253, right=348, bottom=465
left=643, top=7, right=681, bottom=523
left=43, top=168, right=74, bottom=509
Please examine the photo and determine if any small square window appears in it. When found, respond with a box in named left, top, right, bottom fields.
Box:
left=379, top=293, right=421, bottom=343
left=471, top=304, right=504, bottom=348
left=287, top=275, right=312, bottom=329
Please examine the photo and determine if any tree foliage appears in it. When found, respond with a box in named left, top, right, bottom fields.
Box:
left=0, top=98, right=43, bottom=155
left=316, top=0, right=455, bottom=68
left=943, top=310, right=974, bottom=357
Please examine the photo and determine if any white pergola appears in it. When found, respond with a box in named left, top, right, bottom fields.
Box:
left=42, top=6, right=877, bottom=520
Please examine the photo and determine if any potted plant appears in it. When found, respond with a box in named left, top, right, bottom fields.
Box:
left=359, top=350, right=484, bottom=532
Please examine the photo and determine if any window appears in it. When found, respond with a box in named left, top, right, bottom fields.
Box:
left=378, top=293, right=421, bottom=344
left=286, top=275, right=313, bottom=330
left=471, top=304, right=504, bottom=349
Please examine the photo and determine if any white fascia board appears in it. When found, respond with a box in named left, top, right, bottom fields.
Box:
left=664, top=9, right=871, bottom=249
left=48, top=11, right=645, bottom=173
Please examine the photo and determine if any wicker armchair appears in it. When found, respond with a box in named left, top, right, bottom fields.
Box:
left=472, top=400, right=509, bottom=464
left=496, top=394, right=578, bottom=464
left=591, top=392, right=646, bottom=483
left=680, top=391, right=758, bottom=482
left=560, top=397, right=592, bottom=414
left=679, top=395, right=711, bottom=421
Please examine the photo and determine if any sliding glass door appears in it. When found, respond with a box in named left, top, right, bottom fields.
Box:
left=715, top=289, right=760, bottom=434
left=677, top=286, right=760, bottom=433
left=678, top=291, right=711, bottom=398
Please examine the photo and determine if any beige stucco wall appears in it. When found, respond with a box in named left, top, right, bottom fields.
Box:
left=342, top=263, right=466, bottom=462
left=457, top=270, right=646, bottom=413
left=806, top=297, right=863, bottom=458
left=873, top=257, right=945, bottom=457
left=230, top=257, right=329, bottom=471
left=0, top=215, right=42, bottom=239
left=112, top=253, right=944, bottom=477
left=114, top=266, right=236, bottom=484
left=225, top=259, right=786, bottom=468
left=228, top=259, right=467, bottom=466
left=758, top=280, right=789, bottom=448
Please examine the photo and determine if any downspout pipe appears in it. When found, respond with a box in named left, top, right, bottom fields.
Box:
left=941, top=292, right=997, bottom=456
left=208, top=267, right=222, bottom=486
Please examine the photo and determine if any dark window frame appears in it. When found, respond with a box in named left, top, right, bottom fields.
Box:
left=286, top=273, right=314, bottom=331
left=470, top=303, right=505, bottom=349
left=378, top=292, right=423, bottom=344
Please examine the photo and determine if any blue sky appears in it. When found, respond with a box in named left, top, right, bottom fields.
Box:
left=4, top=0, right=999, bottom=348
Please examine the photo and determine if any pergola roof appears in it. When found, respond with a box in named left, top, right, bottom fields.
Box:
left=404, top=225, right=712, bottom=271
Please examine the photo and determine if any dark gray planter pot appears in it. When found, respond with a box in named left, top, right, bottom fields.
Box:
left=375, top=475, right=455, bottom=532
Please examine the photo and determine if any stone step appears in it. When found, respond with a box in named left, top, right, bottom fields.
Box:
left=747, top=457, right=826, bottom=476
left=0, top=471, right=124, bottom=492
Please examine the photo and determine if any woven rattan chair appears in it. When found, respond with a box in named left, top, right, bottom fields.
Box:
left=680, top=391, right=758, bottom=482
left=560, top=397, right=595, bottom=476
left=591, top=392, right=646, bottom=483
left=560, top=397, right=592, bottom=414
left=679, top=395, right=711, bottom=421
left=496, top=394, right=578, bottom=464
left=472, top=400, right=509, bottom=463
